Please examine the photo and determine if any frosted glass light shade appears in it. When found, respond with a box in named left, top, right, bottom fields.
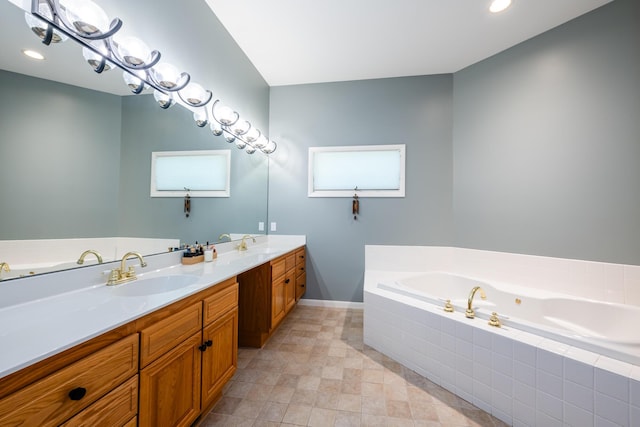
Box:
left=210, top=122, right=223, bottom=136
left=82, top=42, right=113, bottom=71
left=114, top=35, right=152, bottom=66
left=244, top=126, right=260, bottom=142
left=193, top=110, right=208, bottom=127
left=254, top=135, right=269, bottom=149
left=212, top=103, right=236, bottom=125
left=261, top=140, right=277, bottom=154
left=24, top=10, right=68, bottom=43
left=122, top=70, right=144, bottom=90
left=180, top=82, right=207, bottom=105
left=230, top=119, right=250, bottom=135
left=60, top=0, right=110, bottom=35
left=153, top=90, right=173, bottom=108
left=151, top=63, right=182, bottom=90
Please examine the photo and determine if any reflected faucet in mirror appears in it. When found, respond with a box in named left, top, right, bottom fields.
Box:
left=218, top=234, right=232, bottom=242
left=107, top=252, right=147, bottom=286
left=76, top=250, right=103, bottom=265
left=0, top=262, right=9, bottom=278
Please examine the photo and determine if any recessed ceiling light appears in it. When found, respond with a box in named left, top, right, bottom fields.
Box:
left=22, top=49, right=45, bottom=60
left=490, top=0, right=512, bottom=13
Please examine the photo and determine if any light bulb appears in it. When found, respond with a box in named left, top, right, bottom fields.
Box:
left=153, top=90, right=173, bottom=109
left=210, top=122, right=223, bottom=136
left=193, top=110, right=208, bottom=127
left=254, top=134, right=269, bottom=149
left=212, top=103, right=237, bottom=125
left=244, top=126, right=260, bottom=142
left=230, top=119, right=250, bottom=136
left=114, top=35, right=152, bottom=66
left=151, top=63, right=184, bottom=90
left=82, top=42, right=113, bottom=72
left=60, top=0, right=110, bottom=35
left=24, top=10, right=68, bottom=43
left=180, top=82, right=207, bottom=106
left=245, top=146, right=256, bottom=154
left=489, top=0, right=512, bottom=13
left=261, top=140, right=277, bottom=154
left=224, top=131, right=236, bottom=143
left=235, top=139, right=247, bottom=150
left=122, top=70, right=145, bottom=92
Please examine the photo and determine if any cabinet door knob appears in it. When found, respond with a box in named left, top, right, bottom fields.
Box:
left=199, top=344, right=208, bottom=352
left=68, top=387, right=87, bottom=401
left=205, top=340, right=213, bottom=347
left=285, top=278, right=290, bottom=284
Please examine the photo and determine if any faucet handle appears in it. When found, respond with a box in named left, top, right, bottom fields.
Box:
left=488, top=312, right=501, bottom=328
left=107, top=269, right=121, bottom=286
left=443, top=300, right=454, bottom=313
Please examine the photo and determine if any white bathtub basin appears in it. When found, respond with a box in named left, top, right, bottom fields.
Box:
left=113, top=274, right=199, bottom=297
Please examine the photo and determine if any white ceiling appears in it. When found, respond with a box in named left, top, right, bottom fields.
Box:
left=205, top=0, right=613, bottom=86
left=1, top=0, right=614, bottom=94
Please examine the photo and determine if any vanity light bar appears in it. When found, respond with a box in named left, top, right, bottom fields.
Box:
left=27, top=0, right=277, bottom=155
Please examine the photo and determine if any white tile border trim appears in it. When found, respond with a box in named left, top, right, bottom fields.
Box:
left=298, top=299, right=364, bottom=310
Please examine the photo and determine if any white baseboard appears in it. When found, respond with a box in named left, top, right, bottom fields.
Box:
left=297, top=299, right=364, bottom=309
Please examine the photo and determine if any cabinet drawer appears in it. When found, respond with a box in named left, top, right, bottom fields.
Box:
left=204, top=281, right=238, bottom=326
left=285, top=253, right=296, bottom=272
left=295, top=248, right=305, bottom=266
left=271, top=257, right=286, bottom=280
left=140, top=302, right=202, bottom=368
left=0, top=334, right=138, bottom=427
left=61, top=375, right=138, bottom=427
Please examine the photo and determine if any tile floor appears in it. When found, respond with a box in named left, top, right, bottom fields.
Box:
left=202, top=305, right=508, bottom=427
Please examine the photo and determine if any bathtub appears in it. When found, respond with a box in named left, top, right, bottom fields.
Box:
left=377, top=271, right=640, bottom=366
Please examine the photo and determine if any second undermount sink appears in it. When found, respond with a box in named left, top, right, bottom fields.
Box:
left=113, top=274, right=200, bottom=297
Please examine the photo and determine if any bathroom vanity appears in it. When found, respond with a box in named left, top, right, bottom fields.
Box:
left=0, top=235, right=305, bottom=426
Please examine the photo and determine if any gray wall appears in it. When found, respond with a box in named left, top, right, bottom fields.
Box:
left=118, top=94, right=269, bottom=245
left=268, top=0, right=639, bottom=303
left=0, top=70, right=121, bottom=239
left=268, top=76, right=454, bottom=302
left=453, top=0, right=640, bottom=265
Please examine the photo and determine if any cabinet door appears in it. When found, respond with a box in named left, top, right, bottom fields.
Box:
left=271, top=277, right=286, bottom=328
left=139, top=332, right=202, bottom=427
left=202, top=308, right=238, bottom=407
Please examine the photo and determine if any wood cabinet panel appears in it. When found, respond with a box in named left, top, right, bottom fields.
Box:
left=139, top=332, right=202, bottom=427
left=0, top=334, right=138, bottom=427
left=296, top=272, right=306, bottom=301
left=272, top=276, right=287, bottom=328
left=140, top=302, right=202, bottom=368
left=237, top=263, right=271, bottom=347
left=202, top=308, right=238, bottom=407
left=203, top=280, right=238, bottom=326
left=61, top=375, right=138, bottom=427
left=271, top=257, right=286, bottom=280
left=285, top=270, right=296, bottom=313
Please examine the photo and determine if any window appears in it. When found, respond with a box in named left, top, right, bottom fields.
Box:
left=150, top=150, right=231, bottom=197
left=308, top=144, right=405, bottom=197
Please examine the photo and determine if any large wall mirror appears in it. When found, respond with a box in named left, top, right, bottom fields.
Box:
left=0, top=0, right=270, bottom=281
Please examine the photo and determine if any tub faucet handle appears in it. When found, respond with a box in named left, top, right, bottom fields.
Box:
left=488, top=312, right=501, bottom=328
left=443, top=300, right=454, bottom=313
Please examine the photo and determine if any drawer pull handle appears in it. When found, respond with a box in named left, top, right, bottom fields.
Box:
left=205, top=340, right=213, bottom=347
left=68, top=387, right=87, bottom=401
left=285, top=278, right=290, bottom=284
left=199, top=344, right=208, bottom=352
left=300, top=284, right=305, bottom=288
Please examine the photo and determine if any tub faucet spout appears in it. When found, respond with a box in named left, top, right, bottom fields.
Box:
left=466, top=286, right=486, bottom=319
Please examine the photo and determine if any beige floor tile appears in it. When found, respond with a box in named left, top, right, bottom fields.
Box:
left=207, top=306, right=506, bottom=427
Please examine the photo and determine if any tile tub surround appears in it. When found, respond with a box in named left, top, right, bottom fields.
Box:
left=363, top=245, right=640, bottom=426
left=0, top=234, right=305, bottom=379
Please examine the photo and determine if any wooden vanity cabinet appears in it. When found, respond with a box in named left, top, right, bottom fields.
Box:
left=238, top=246, right=305, bottom=348
left=0, top=333, right=139, bottom=427
left=138, top=279, right=239, bottom=427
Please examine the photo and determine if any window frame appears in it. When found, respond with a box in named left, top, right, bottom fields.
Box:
left=150, top=149, right=231, bottom=198
left=308, top=144, right=406, bottom=198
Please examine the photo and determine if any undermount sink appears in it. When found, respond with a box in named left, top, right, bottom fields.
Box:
left=113, top=274, right=199, bottom=297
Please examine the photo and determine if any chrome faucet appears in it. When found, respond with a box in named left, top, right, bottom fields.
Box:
left=0, top=262, right=10, bottom=277
left=466, top=286, right=486, bottom=319
left=218, top=233, right=232, bottom=242
left=237, top=234, right=256, bottom=251
left=107, top=252, right=147, bottom=286
left=77, top=249, right=103, bottom=265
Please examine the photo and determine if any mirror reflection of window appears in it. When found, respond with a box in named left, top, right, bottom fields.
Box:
left=151, top=150, right=231, bottom=197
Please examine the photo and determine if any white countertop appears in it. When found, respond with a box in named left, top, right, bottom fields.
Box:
left=0, top=235, right=305, bottom=380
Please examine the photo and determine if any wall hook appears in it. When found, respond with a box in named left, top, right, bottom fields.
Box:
left=184, top=188, right=191, bottom=218
left=352, top=187, right=359, bottom=220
